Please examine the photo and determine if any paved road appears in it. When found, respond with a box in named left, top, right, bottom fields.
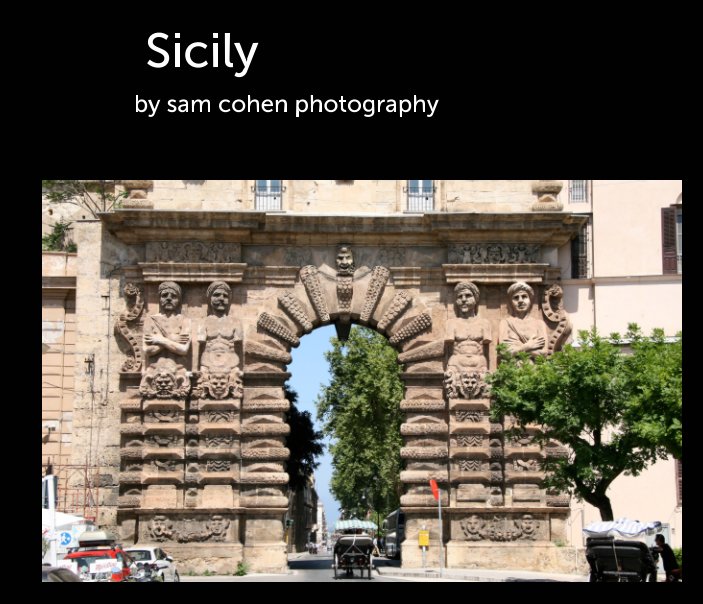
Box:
left=181, top=554, right=407, bottom=582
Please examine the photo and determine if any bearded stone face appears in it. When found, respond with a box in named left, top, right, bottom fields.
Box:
left=154, top=370, right=176, bottom=397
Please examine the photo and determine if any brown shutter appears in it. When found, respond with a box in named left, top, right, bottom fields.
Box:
left=662, top=207, right=678, bottom=274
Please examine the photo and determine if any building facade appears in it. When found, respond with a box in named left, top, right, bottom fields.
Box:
left=41, top=179, right=681, bottom=572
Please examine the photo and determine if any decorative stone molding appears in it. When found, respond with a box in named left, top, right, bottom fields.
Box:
left=448, top=244, right=541, bottom=265
left=531, top=180, right=564, bottom=211
left=399, top=399, right=446, bottom=412
left=139, top=263, right=247, bottom=283
left=541, top=283, right=573, bottom=354
left=376, top=291, right=411, bottom=332
left=359, top=266, right=390, bottom=322
left=443, top=264, right=552, bottom=284
left=398, top=340, right=444, bottom=364
left=277, top=292, right=313, bottom=333
left=299, top=265, right=330, bottom=322
left=245, top=341, right=292, bottom=365
left=389, top=312, right=432, bottom=345
left=146, top=242, right=242, bottom=263
left=257, top=313, right=300, bottom=347
left=115, top=283, right=144, bottom=373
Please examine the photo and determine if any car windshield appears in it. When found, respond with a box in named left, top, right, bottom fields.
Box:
left=127, top=550, right=152, bottom=562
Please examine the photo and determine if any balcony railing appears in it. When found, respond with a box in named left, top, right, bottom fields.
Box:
left=406, top=186, right=435, bottom=212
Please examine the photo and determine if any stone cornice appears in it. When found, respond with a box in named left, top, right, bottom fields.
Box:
left=101, top=210, right=587, bottom=247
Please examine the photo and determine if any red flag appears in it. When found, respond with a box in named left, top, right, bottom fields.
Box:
left=429, top=479, right=439, bottom=501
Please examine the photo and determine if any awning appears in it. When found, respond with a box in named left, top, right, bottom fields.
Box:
left=582, top=517, right=662, bottom=538
left=335, top=518, right=378, bottom=531
left=42, top=509, right=87, bottom=529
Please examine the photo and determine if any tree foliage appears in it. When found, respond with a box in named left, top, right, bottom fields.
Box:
left=42, top=180, right=127, bottom=218
left=284, top=384, right=324, bottom=491
left=487, top=325, right=682, bottom=521
left=41, top=218, right=77, bottom=252
left=316, top=326, right=404, bottom=522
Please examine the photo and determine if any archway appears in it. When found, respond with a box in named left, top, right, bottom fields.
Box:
left=105, top=219, right=581, bottom=574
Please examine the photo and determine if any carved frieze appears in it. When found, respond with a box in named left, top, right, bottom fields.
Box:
left=458, top=514, right=543, bottom=541
left=114, top=283, right=144, bottom=373
left=146, top=241, right=241, bottom=263
left=206, top=410, right=237, bottom=423
left=455, top=410, right=483, bottom=423
left=147, top=514, right=232, bottom=543
left=206, top=460, right=231, bottom=472
left=448, top=244, right=540, bottom=264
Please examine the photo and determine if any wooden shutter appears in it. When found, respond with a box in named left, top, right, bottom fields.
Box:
left=661, top=207, right=678, bottom=274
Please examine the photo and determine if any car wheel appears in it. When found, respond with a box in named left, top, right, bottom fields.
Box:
left=173, top=572, right=180, bottom=583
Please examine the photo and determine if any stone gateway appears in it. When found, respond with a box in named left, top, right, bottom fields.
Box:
left=70, top=187, right=585, bottom=574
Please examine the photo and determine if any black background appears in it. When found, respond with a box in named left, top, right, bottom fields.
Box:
left=38, top=12, right=683, bottom=176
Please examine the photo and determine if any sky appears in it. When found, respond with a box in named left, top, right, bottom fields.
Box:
left=286, top=325, right=340, bottom=533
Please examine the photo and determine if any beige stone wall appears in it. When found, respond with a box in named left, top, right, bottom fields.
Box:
left=42, top=253, right=77, bottom=472
left=140, top=180, right=544, bottom=213
left=69, top=221, right=142, bottom=527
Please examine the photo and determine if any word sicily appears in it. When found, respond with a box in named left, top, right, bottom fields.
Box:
left=147, top=33, right=258, bottom=77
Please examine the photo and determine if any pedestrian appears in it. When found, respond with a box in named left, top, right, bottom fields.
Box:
left=372, top=536, right=380, bottom=557
left=654, top=534, right=681, bottom=582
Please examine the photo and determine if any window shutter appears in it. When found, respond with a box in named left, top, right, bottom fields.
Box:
left=661, top=207, right=677, bottom=274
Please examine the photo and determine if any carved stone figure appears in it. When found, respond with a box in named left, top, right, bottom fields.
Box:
left=142, top=281, right=191, bottom=376
left=195, top=281, right=243, bottom=399
left=499, top=282, right=547, bottom=359
left=444, top=282, right=491, bottom=398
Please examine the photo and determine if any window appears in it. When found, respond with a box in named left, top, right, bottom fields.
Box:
left=569, top=180, right=588, bottom=202
left=675, top=460, right=682, bottom=507
left=255, top=180, right=283, bottom=211
left=407, top=180, right=434, bottom=211
left=661, top=205, right=682, bottom=274
left=571, top=223, right=589, bottom=279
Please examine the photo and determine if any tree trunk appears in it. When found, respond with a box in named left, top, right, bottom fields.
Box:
left=591, top=494, right=614, bottom=521
left=578, top=488, right=614, bottom=521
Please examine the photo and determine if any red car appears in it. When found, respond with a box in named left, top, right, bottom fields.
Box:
left=62, top=531, right=135, bottom=582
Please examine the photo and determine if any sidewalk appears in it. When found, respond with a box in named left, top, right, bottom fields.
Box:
left=375, top=565, right=589, bottom=582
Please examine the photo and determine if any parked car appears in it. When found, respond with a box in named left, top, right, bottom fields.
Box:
left=63, top=530, right=134, bottom=582
left=125, top=546, right=180, bottom=582
left=42, top=565, right=82, bottom=582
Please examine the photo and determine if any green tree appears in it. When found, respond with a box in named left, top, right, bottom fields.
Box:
left=622, top=325, right=682, bottom=460
left=488, top=326, right=682, bottom=521
left=285, top=384, right=324, bottom=491
left=316, top=326, right=404, bottom=522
